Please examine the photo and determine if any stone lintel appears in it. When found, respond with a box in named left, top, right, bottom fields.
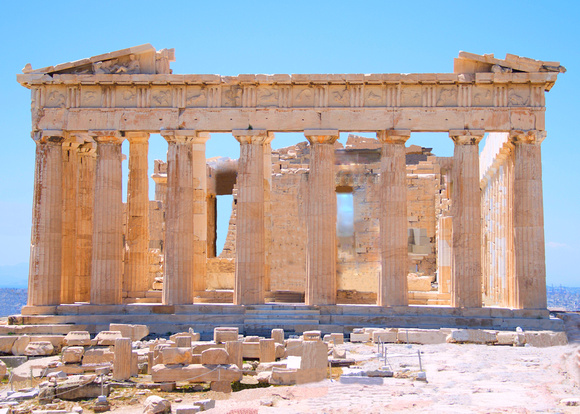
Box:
left=377, top=129, right=411, bottom=144
left=450, top=129, right=485, bottom=145
left=509, top=130, right=546, bottom=145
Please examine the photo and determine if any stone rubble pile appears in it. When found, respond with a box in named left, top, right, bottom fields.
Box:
left=0, top=323, right=570, bottom=413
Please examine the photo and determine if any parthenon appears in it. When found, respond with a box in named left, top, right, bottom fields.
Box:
left=16, top=45, right=566, bottom=334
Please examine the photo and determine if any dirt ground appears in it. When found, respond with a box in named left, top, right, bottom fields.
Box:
left=11, top=341, right=576, bottom=414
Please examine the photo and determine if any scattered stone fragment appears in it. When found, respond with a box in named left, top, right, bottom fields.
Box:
left=270, top=367, right=297, bottom=385
left=0, top=336, right=17, bottom=354
left=64, top=331, right=92, bottom=347
left=350, top=332, right=371, bottom=343
left=94, top=331, right=123, bottom=346
left=11, top=335, right=31, bottom=356
left=83, top=348, right=114, bottom=365
left=561, top=398, right=580, bottom=406
left=366, top=369, right=394, bottom=377
left=62, top=346, right=84, bottom=364
left=272, top=329, right=284, bottom=344
left=143, top=395, right=171, bottom=414
left=214, top=327, right=238, bottom=344
left=201, top=348, right=229, bottom=365
left=259, top=338, right=276, bottom=363
left=175, top=406, right=201, bottom=414
left=225, top=341, right=243, bottom=368
left=162, top=347, right=193, bottom=365
left=56, top=375, right=109, bottom=400
left=446, top=329, right=497, bottom=344
left=110, top=323, right=149, bottom=341
left=193, top=399, right=216, bottom=411
left=372, top=329, right=398, bottom=344
left=303, top=331, right=321, bottom=341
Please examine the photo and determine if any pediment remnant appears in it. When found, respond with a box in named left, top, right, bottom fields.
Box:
left=454, top=51, right=566, bottom=74
left=21, top=44, right=175, bottom=75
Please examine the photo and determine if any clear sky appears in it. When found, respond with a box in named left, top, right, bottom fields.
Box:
left=0, top=0, right=578, bottom=287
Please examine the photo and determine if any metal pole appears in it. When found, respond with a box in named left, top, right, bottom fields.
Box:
left=417, top=350, right=423, bottom=372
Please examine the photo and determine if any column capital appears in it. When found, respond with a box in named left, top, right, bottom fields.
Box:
left=124, top=131, right=150, bottom=143
left=78, top=142, right=97, bottom=155
left=232, top=129, right=274, bottom=145
left=161, top=130, right=209, bottom=144
left=377, top=129, right=411, bottom=144
left=304, top=129, right=339, bottom=145
left=509, top=130, right=546, bottom=145
left=66, top=131, right=94, bottom=144
left=89, top=130, right=124, bottom=144
left=449, top=129, right=485, bottom=145
left=32, top=130, right=65, bottom=144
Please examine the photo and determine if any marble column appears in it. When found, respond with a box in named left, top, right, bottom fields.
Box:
left=377, top=130, right=410, bottom=306
left=161, top=131, right=204, bottom=305
left=75, top=142, right=96, bottom=302
left=90, top=132, right=124, bottom=305
left=60, top=139, right=80, bottom=304
left=192, top=134, right=210, bottom=297
left=304, top=130, right=338, bottom=306
left=263, top=140, right=272, bottom=296
left=28, top=131, right=64, bottom=306
left=232, top=130, right=273, bottom=305
left=124, top=132, right=150, bottom=299
left=450, top=130, right=484, bottom=308
left=510, top=130, right=547, bottom=309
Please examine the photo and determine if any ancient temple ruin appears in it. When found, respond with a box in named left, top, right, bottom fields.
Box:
left=16, top=45, right=566, bottom=334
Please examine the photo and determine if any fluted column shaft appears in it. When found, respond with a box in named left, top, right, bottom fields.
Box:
left=28, top=132, right=64, bottom=306
left=305, top=130, right=338, bottom=306
left=161, top=131, right=200, bottom=305
left=61, top=140, right=80, bottom=304
left=450, top=130, right=484, bottom=308
left=511, top=131, right=547, bottom=309
left=91, top=133, right=124, bottom=305
left=192, top=134, right=210, bottom=296
left=124, top=133, right=150, bottom=299
left=233, top=130, right=273, bottom=305
left=75, top=142, right=96, bottom=302
left=377, top=130, right=410, bottom=306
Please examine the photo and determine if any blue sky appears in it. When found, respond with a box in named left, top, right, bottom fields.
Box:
left=0, top=0, right=578, bottom=287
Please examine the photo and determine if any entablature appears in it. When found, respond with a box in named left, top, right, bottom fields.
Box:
left=19, top=47, right=564, bottom=133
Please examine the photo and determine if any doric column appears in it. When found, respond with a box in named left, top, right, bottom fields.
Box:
left=232, top=130, right=273, bottom=305
left=192, top=133, right=210, bottom=297
left=90, top=131, right=124, bottom=305
left=124, top=132, right=150, bottom=299
left=28, top=131, right=64, bottom=306
left=510, top=130, right=547, bottom=309
left=75, top=141, right=96, bottom=302
left=161, top=130, right=205, bottom=305
left=304, top=130, right=338, bottom=306
left=263, top=140, right=272, bottom=296
left=377, top=130, right=410, bottom=306
left=450, top=129, right=484, bottom=308
left=60, top=138, right=81, bottom=304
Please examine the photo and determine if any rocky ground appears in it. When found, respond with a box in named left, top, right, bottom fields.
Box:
left=2, top=341, right=580, bottom=413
